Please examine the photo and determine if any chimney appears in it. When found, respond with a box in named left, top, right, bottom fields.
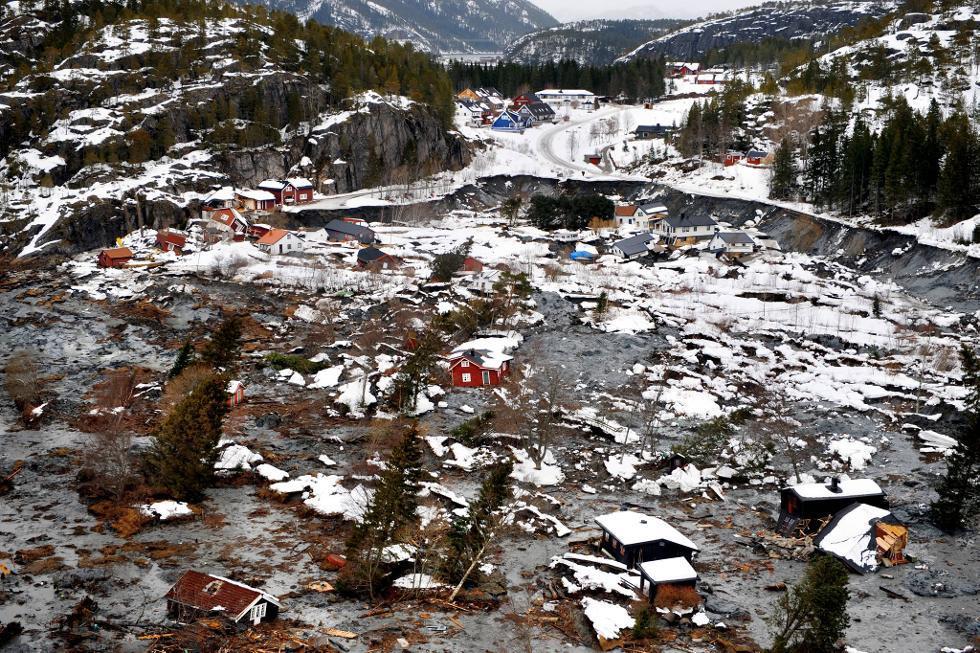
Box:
left=829, top=477, right=842, bottom=493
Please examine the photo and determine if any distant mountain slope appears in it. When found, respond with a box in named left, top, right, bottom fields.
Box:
left=618, top=1, right=897, bottom=63
left=249, top=0, right=558, bottom=53
left=504, top=18, right=688, bottom=66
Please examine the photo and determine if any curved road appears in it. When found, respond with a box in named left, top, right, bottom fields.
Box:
left=536, top=105, right=644, bottom=180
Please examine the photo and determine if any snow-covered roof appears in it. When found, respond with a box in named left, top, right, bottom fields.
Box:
left=638, top=556, right=698, bottom=584
left=535, top=89, right=595, bottom=97
left=713, top=231, right=755, bottom=245
left=236, top=188, right=276, bottom=201
left=613, top=233, right=656, bottom=256
left=449, top=349, right=513, bottom=370
left=257, top=179, right=286, bottom=190
left=638, top=202, right=669, bottom=214
left=814, top=503, right=897, bottom=573
left=286, top=177, right=313, bottom=188
left=595, top=511, right=698, bottom=549
left=203, top=186, right=235, bottom=202
left=785, top=478, right=884, bottom=501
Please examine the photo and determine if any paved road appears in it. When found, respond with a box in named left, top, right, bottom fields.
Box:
left=536, top=105, right=638, bottom=179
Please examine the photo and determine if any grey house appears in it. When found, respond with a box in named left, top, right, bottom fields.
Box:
left=611, top=233, right=657, bottom=260
left=324, top=219, right=377, bottom=244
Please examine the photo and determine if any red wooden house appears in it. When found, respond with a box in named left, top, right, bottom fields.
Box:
left=227, top=380, right=245, bottom=407
left=165, top=570, right=280, bottom=626
left=448, top=349, right=512, bottom=387
left=156, top=230, right=187, bottom=254
left=745, top=149, right=770, bottom=166
left=723, top=151, right=744, bottom=167
left=257, top=178, right=315, bottom=206
left=210, top=208, right=250, bottom=240
left=98, top=247, right=133, bottom=268
left=511, top=93, right=542, bottom=108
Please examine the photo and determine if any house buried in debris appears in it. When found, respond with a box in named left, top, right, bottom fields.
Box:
left=165, top=570, right=280, bottom=626
left=776, top=478, right=888, bottom=535
left=813, top=503, right=908, bottom=573
left=637, top=556, right=699, bottom=605
left=595, top=510, right=699, bottom=568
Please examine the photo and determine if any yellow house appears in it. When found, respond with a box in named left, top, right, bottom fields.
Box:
left=457, top=88, right=481, bottom=101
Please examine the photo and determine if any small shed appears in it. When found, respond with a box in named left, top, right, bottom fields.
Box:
left=165, top=570, right=280, bottom=626
left=745, top=149, right=770, bottom=166
left=813, top=503, right=907, bottom=573
left=226, top=380, right=245, bottom=408
left=584, top=153, right=602, bottom=165
left=156, top=230, right=187, bottom=254
left=595, top=511, right=699, bottom=568
left=777, top=478, right=887, bottom=535
left=637, top=556, right=699, bottom=604
left=723, top=151, right=744, bottom=166
left=98, top=247, right=133, bottom=268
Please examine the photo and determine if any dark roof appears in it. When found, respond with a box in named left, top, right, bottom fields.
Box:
left=714, top=231, right=755, bottom=244
left=613, top=233, right=656, bottom=256
left=664, top=214, right=718, bottom=229
left=165, top=571, right=278, bottom=620
left=521, top=102, right=556, bottom=119
left=638, top=202, right=668, bottom=214
left=813, top=503, right=904, bottom=573
left=357, top=246, right=392, bottom=263
left=515, top=93, right=542, bottom=103
left=635, top=124, right=672, bottom=133
left=746, top=149, right=769, bottom=158
left=326, top=219, right=374, bottom=238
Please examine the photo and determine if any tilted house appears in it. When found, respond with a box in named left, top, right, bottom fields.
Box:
left=255, top=229, right=305, bottom=255
left=201, top=186, right=236, bottom=210
left=209, top=208, right=250, bottom=239
left=165, top=570, right=280, bottom=626
left=156, top=230, right=187, bottom=254
left=356, top=246, right=401, bottom=270
left=776, top=478, right=887, bottom=535
left=595, top=510, right=699, bottom=568
left=324, top=218, right=377, bottom=244
left=98, top=247, right=133, bottom=268
left=611, top=233, right=657, bottom=260
left=813, top=502, right=908, bottom=573
left=638, top=556, right=699, bottom=604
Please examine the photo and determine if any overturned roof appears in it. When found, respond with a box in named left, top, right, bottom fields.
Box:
left=595, top=511, right=698, bottom=550
left=814, top=503, right=904, bottom=573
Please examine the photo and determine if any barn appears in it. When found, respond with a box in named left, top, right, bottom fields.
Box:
left=776, top=478, right=887, bottom=535
left=595, top=510, right=699, bottom=569
left=98, top=247, right=133, bottom=268
left=165, top=570, right=280, bottom=626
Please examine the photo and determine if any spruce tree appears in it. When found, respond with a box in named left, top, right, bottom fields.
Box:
left=200, top=314, right=242, bottom=371
left=167, top=340, right=195, bottom=380
left=146, top=374, right=229, bottom=500
left=769, top=555, right=850, bottom=653
left=931, top=345, right=980, bottom=532
left=769, top=137, right=796, bottom=200
left=442, top=460, right=514, bottom=588
left=938, top=114, right=979, bottom=220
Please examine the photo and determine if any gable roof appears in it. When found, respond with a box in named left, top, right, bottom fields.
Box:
left=520, top=102, right=555, bottom=119
left=325, top=218, right=375, bottom=238
left=638, top=202, right=668, bottom=215
left=615, top=205, right=638, bottom=217
left=713, top=231, right=755, bottom=245
left=256, top=228, right=293, bottom=245
left=165, top=570, right=280, bottom=622
left=613, top=233, right=656, bottom=256
left=202, top=186, right=235, bottom=203
left=211, top=207, right=247, bottom=227
left=357, top=246, right=396, bottom=263
left=257, top=179, right=286, bottom=191
left=746, top=149, right=769, bottom=158
left=635, top=124, right=672, bottom=133
left=595, top=511, right=698, bottom=550
left=157, top=231, right=187, bottom=246
left=286, top=177, right=313, bottom=189
left=101, top=246, right=133, bottom=260
left=449, top=348, right=513, bottom=371
left=638, top=556, right=698, bottom=584
left=236, top=189, right=276, bottom=201
left=664, top=214, right=718, bottom=229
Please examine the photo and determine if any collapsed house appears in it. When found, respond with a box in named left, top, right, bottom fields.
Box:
left=165, top=570, right=280, bottom=626
left=776, top=478, right=887, bottom=535
left=595, top=510, right=699, bottom=568
left=813, top=503, right=908, bottom=573
left=637, top=556, right=699, bottom=605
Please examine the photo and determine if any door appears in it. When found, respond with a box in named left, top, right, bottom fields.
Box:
left=251, top=602, right=267, bottom=625
left=482, top=370, right=491, bottom=385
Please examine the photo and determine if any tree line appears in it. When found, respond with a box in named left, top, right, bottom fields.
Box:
left=770, top=98, right=980, bottom=225
left=446, top=58, right=666, bottom=100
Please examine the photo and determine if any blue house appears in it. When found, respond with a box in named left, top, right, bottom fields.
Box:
left=491, top=110, right=528, bottom=133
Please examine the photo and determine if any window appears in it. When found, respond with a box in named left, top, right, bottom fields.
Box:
left=460, top=360, right=469, bottom=368
left=251, top=602, right=267, bottom=624
left=482, top=371, right=491, bottom=384
left=461, top=373, right=471, bottom=383
left=203, top=580, right=223, bottom=595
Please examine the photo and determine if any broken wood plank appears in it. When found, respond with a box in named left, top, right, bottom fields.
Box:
left=879, top=585, right=909, bottom=601
left=323, top=627, right=358, bottom=638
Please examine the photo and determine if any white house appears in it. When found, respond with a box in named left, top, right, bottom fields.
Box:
left=707, top=231, right=756, bottom=256
left=653, top=214, right=719, bottom=243
left=255, top=228, right=305, bottom=255
left=611, top=233, right=658, bottom=260
left=534, top=89, right=596, bottom=108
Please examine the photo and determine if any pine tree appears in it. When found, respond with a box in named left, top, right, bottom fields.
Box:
left=200, top=315, right=242, bottom=371
left=167, top=340, right=195, bottom=380
left=931, top=345, right=980, bottom=532
left=769, top=555, right=850, bottom=653
left=769, top=137, right=796, bottom=200
left=938, top=114, right=979, bottom=220
left=390, top=330, right=443, bottom=413
left=146, top=374, right=229, bottom=500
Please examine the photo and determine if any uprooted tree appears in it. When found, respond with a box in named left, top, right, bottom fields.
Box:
left=768, top=555, right=850, bottom=653
left=441, top=460, right=514, bottom=597
left=931, top=344, right=980, bottom=532
left=145, top=373, right=230, bottom=501
left=341, top=423, right=424, bottom=598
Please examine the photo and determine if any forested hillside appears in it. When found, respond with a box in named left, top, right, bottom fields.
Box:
left=504, top=19, right=687, bottom=66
